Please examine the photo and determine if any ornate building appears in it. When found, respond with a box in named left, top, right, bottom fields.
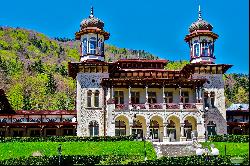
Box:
left=0, top=6, right=232, bottom=141
left=68, top=6, right=232, bottom=142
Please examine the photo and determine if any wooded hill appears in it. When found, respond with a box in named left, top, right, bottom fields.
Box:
left=0, top=27, right=248, bottom=110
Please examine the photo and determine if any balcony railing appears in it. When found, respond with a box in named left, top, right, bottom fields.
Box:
left=115, top=104, right=129, bottom=110
left=183, top=103, right=197, bottom=109
left=113, top=103, right=201, bottom=110
left=132, top=104, right=146, bottom=110
left=165, top=103, right=180, bottom=109
left=149, top=103, right=163, bottom=109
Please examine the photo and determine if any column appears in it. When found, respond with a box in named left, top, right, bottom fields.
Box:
left=180, top=123, right=186, bottom=142
left=179, top=86, right=183, bottom=109
left=163, top=123, right=170, bottom=142
left=199, top=87, right=202, bottom=102
left=146, top=123, right=150, bottom=140
left=145, top=85, right=149, bottom=109
left=162, top=86, right=166, bottom=109
left=111, top=86, right=114, bottom=99
left=145, top=86, right=148, bottom=103
left=128, top=86, right=131, bottom=104
left=195, top=87, right=199, bottom=103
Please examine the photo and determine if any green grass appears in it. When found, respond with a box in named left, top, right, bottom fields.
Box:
left=201, top=142, right=249, bottom=156
left=0, top=141, right=156, bottom=161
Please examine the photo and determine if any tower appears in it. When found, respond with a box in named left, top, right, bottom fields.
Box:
left=185, top=5, right=218, bottom=64
left=75, top=7, right=110, bottom=62
left=69, top=7, right=110, bottom=136
left=183, top=5, right=232, bottom=136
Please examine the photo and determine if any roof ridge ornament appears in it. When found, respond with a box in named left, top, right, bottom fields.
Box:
left=89, top=6, right=94, bottom=18
left=198, top=5, right=202, bottom=20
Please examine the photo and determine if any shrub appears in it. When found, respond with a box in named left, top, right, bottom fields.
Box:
left=0, top=135, right=134, bottom=143
left=208, top=135, right=249, bottom=143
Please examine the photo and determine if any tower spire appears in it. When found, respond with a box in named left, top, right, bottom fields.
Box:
left=198, top=5, right=202, bottom=20
left=89, top=6, right=94, bottom=18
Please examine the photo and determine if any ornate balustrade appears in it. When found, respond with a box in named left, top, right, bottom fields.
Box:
left=183, top=103, right=197, bottom=109
left=149, top=103, right=163, bottom=109
left=132, top=104, right=146, bottom=110
left=115, top=104, right=129, bottom=110
left=165, top=103, right=180, bottom=109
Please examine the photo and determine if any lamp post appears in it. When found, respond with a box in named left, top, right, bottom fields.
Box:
left=58, top=144, right=62, bottom=166
left=201, top=107, right=209, bottom=142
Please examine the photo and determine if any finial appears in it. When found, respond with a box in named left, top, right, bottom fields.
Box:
left=89, top=6, right=94, bottom=18
left=198, top=5, right=202, bottom=20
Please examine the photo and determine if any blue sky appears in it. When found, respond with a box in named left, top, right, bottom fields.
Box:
left=0, top=0, right=249, bottom=74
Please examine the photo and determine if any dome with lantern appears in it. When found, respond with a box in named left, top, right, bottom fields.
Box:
left=189, top=6, right=213, bottom=33
left=80, top=7, right=104, bottom=30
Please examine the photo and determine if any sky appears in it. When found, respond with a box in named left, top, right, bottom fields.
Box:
left=0, top=0, right=249, bottom=74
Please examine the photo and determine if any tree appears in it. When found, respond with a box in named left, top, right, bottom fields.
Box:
left=46, top=73, right=57, bottom=94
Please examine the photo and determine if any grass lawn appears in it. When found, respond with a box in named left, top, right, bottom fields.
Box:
left=201, top=142, right=249, bottom=156
left=0, top=141, right=156, bottom=161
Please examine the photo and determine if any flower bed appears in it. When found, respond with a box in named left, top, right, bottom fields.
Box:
left=208, top=135, right=249, bottom=143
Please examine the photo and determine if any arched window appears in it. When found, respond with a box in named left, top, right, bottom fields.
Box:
left=207, top=121, right=216, bottom=136
left=115, top=120, right=126, bottom=136
left=210, top=92, right=215, bottom=108
left=184, top=120, right=192, bottom=139
left=89, top=121, right=99, bottom=136
left=87, top=90, right=92, bottom=107
left=204, top=91, right=209, bottom=108
left=203, top=42, right=209, bottom=56
left=193, top=41, right=200, bottom=57
left=209, top=42, right=214, bottom=57
left=94, top=90, right=100, bottom=107
left=82, top=38, right=87, bottom=55
left=150, top=120, right=159, bottom=139
left=167, top=120, right=176, bottom=141
left=89, top=37, right=96, bottom=54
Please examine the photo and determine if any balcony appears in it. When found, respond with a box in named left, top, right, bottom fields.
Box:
left=114, top=103, right=201, bottom=111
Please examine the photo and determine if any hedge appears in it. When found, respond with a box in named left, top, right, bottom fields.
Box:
left=0, top=135, right=135, bottom=143
left=0, top=155, right=142, bottom=165
left=128, top=154, right=249, bottom=165
left=208, top=135, right=249, bottom=143
left=0, top=154, right=248, bottom=165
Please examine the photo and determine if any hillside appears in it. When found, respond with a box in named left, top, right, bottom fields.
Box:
left=0, top=27, right=248, bottom=110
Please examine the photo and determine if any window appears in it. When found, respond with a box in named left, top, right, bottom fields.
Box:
left=203, top=42, right=209, bottom=56
left=115, top=120, right=126, bottom=136
left=193, top=42, right=200, bottom=57
left=89, top=37, right=96, bottom=54
left=30, top=130, right=40, bottom=137
left=164, top=92, right=173, bottom=103
left=207, top=121, right=216, bottom=136
left=63, top=129, right=74, bottom=136
left=204, top=91, right=209, bottom=108
left=87, top=90, right=92, bottom=107
left=114, top=91, right=124, bottom=104
left=148, top=92, right=157, bottom=103
left=45, top=129, right=56, bottom=136
left=150, top=120, right=159, bottom=139
left=181, top=92, right=189, bottom=103
left=82, top=38, right=87, bottom=55
left=89, top=121, right=99, bottom=136
left=209, top=42, right=214, bottom=57
left=210, top=92, right=215, bottom=108
left=98, top=38, right=104, bottom=55
left=94, top=90, right=100, bottom=107
left=131, top=92, right=140, bottom=104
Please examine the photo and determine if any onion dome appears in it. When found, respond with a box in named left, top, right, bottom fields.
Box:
left=189, top=5, right=213, bottom=33
left=80, top=7, right=104, bottom=30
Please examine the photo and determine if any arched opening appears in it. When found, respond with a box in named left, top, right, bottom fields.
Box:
left=167, top=115, right=181, bottom=141
left=89, top=121, right=99, bottom=136
left=204, top=91, right=209, bottom=108
left=94, top=90, right=100, bottom=107
left=184, top=116, right=197, bottom=140
left=207, top=121, right=217, bottom=136
left=132, top=115, right=146, bottom=139
left=150, top=116, right=164, bottom=141
left=87, top=90, right=92, bottom=107
left=193, top=41, right=200, bottom=57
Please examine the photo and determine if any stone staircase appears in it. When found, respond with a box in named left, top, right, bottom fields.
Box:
left=153, top=141, right=199, bottom=158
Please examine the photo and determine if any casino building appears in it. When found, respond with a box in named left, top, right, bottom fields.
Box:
left=0, top=6, right=232, bottom=142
